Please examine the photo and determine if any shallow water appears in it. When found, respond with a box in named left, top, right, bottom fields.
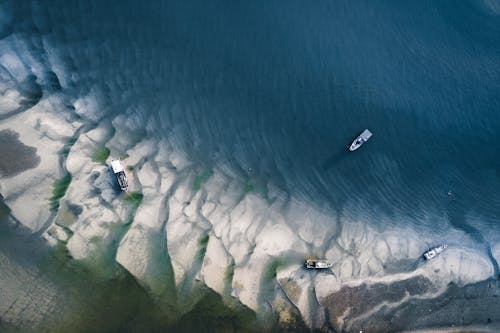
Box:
left=9, top=0, right=499, bottom=228
left=0, top=213, right=260, bottom=333
left=2, top=0, right=500, bottom=331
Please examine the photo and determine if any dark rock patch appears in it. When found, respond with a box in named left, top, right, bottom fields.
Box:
left=0, top=129, right=40, bottom=178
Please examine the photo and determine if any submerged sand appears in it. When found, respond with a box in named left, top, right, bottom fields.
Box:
left=1, top=33, right=500, bottom=332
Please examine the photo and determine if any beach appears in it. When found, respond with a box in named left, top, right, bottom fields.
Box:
left=1, top=88, right=499, bottom=331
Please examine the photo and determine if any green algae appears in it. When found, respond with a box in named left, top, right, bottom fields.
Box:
left=193, top=170, right=213, bottom=191
left=49, top=173, right=72, bottom=212
left=244, top=181, right=254, bottom=193
left=125, top=191, right=144, bottom=206
left=92, top=146, right=110, bottom=163
left=197, top=234, right=210, bottom=261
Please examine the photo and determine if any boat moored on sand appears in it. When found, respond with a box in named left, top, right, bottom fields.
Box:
left=305, top=259, right=333, bottom=269
left=349, top=129, right=373, bottom=151
left=423, top=244, right=447, bottom=260
left=111, top=159, right=128, bottom=192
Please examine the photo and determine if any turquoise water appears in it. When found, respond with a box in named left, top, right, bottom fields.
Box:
left=2, top=0, right=500, bottom=331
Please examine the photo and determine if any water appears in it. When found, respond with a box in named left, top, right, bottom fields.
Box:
left=2, top=0, right=500, bottom=330
left=25, top=0, right=500, bottom=221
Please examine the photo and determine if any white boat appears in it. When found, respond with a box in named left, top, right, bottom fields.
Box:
left=111, top=159, right=128, bottom=192
left=349, top=129, right=373, bottom=151
left=306, top=259, right=333, bottom=269
left=423, top=244, right=447, bottom=260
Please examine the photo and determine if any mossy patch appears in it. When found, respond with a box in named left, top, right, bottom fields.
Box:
left=263, top=260, right=280, bottom=281
left=196, top=234, right=209, bottom=261
left=50, top=173, right=72, bottom=212
left=125, top=191, right=144, bottom=206
left=243, top=181, right=254, bottom=193
left=193, top=170, right=213, bottom=191
left=92, top=146, right=110, bottom=163
left=124, top=191, right=143, bottom=225
left=223, top=262, right=235, bottom=296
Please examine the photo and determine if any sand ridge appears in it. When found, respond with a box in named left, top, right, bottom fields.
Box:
left=0, top=31, right=499, bottom=331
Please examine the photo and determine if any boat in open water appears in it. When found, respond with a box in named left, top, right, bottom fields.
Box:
left=349, top=129, right=373, bottom=151
left=111, top=159, right=128, bottom=192
left=423, top=244, right=447, bottom=260
left=306, top=259, right=333, bottom=269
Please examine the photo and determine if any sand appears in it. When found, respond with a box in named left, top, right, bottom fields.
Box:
left=3, top=98, right=499, bottom=330
left=1, top=39, right=499, bottom=331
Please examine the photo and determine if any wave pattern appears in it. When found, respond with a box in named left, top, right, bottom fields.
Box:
left=2, top=0, right=500, bottom=331
left=13, top=0, right=500, bottom=230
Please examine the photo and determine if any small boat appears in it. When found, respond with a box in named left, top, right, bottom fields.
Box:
left=349, top=129, right=373, bottom=151
left=305, top=259, right=333, bottom=269
left=423, top=244, right=447, bottom=260
left=111, top=159, right=128, bottom=192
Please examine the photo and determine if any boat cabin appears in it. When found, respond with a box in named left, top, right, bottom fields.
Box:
left=111, top=159, right=128, bottom=192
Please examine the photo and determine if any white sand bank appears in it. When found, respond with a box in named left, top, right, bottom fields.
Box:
left=1, top=95, right=497, bottom=330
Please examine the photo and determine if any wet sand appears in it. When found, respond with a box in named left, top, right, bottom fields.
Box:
left=322, top=275, right=500, bottom=332
left=0, top=129, right=40, bottom=178
left=0, top=214, right=260, bottom=333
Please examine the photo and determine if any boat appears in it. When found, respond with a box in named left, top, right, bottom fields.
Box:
left=349, top=129, right=373, bottom=151
left=111, top=159, right=128, bottom=192
left=305, top=259, right=333, bottom=269
left=423, top=244, right=447, bottom=260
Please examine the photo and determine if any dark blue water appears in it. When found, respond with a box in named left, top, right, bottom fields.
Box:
left=5, top=0, right=500, bottom=229
left=3, top=0, right=500, bottom=246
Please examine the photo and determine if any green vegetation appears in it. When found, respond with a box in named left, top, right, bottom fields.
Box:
left=196, top=234, right=210, bottom=261
left=125, top=191, right=144, bottom=206
left=223, top=262, right=235, bottom=296
left=124, top=191, right=144, bottom=225
left=263, top=260, right=280, bottom=281
left=92, top=146, right=110, bottom=163
left=126, top=165, right=134, bottom=171
left=193, top=170, right=213, bottom=191
left=50, top=173, right=72, bottom=212
left=243, top=181, right=254, bottom=193
left=199, top=234, right=209, bottom=247
left=60, top=137, right=78, bottom=158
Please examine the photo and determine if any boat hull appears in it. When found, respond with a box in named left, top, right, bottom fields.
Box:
left=305, top=259, right=333, bottom=269
left=349, top=129, right=372, bottom=151
left=423, top=244, right=447, bottom=260
left=111, top=159, right=129, bottom=192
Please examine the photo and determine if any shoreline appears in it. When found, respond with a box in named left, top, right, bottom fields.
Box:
left=0, top=26, right=499, bottom=331
left=0, top=90, right=498, bottom=331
